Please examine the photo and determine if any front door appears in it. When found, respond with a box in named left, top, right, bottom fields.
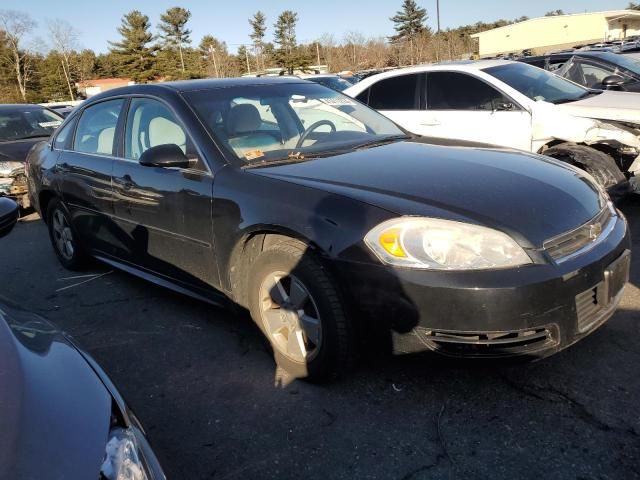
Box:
left=111, top=97, right=218, bottom=292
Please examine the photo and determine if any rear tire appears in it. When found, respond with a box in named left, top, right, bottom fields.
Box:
left=46, top=198, right=89, bottom=270
left=248, top=238, right=352, bottom=382
left=543, top=144, right=629, bottom=199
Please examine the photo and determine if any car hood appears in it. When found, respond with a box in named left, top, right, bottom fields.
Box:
left=0, top=139, right=44, bottom=163
left=0, top=300, right=111, bottom=480
left=248, top=142, right=603, bottom=247
left=557, top=90, right=640, bottom=124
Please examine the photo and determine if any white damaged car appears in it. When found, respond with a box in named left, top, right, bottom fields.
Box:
left=344, top=60, right=640, bottom=196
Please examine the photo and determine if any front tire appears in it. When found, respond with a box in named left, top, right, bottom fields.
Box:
left=248, top=239, right=352, bottom=381
left=46, top=199, right=88, bottom=270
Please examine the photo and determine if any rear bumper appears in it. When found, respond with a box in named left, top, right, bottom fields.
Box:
left=335, top=214, right=631, bottom=358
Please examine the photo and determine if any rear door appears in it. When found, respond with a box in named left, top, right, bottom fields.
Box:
left=58, top=98, right=124, bottom=252
left=357, top=73, right=425, bottom=133
left=422, top=71, right=532, bottom=151
left=111, top=96, right=218, bottom=292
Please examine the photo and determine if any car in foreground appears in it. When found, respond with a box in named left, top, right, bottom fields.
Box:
left=0, top=104, right=63, bottom=208
left=0, top=197, right=165, bottom=479
left=519, top=51, right=640, bottom=92
left=344, top=60, right=640, bottom=196
left=28, top=78, right=630, bottom=380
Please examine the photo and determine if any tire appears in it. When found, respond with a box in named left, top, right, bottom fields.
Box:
left=248, top=238, right=352, bottom=381
left=46, top=198, right=89, bottom=270
left=543, top=144, right=629, bottom=199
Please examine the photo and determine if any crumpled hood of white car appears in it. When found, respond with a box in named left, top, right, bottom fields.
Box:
left=557, top=91, right=640, bottom=124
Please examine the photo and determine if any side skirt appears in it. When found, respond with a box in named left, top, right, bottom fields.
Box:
left=93, top=254, right=228, bottom=308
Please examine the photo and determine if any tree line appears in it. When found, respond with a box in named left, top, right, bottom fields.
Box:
left=0, top=1, right=608, bottom=103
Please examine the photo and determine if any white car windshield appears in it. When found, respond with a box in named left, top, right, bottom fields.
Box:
left=185, top=82, right=406, bottom=165
left=485, top=62, right=596, bottom=104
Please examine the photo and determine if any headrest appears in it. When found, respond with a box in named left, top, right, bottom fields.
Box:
left=148, top=117, right=186, bottom=148
left=227, top=104, right=261, bottom=135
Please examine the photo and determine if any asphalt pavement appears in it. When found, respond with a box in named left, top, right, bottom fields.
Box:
left=2, top=199, right=640, bottom=479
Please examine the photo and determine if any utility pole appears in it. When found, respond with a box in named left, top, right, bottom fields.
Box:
left=316, top=42, right=321, bottom=67
left=245, top=47, right=251, bottom=74
left=208, top=45, right=219, bottom=78
left=436, top=0, right=441, bottom=33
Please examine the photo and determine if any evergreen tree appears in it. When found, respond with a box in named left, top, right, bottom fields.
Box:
left=109, top=10, right=157, bottom=82
left=158, top=7, right=191, bottom=74
left=249, top=11, right=266, bottom=71
left=390, top=0, right=429, bottom=64
left=544, top=10, right=565, bottom=16
left=630, top=2, right=640, bottom=10
left=273, top=10, right=309, bottom=74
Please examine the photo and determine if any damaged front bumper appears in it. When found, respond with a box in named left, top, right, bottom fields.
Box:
left=0, top=162, right=29, bottom=209
left=336, top=214, right=630, bottom=359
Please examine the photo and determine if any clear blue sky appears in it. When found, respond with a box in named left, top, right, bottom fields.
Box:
left=4, top=0, right=632, bottom=53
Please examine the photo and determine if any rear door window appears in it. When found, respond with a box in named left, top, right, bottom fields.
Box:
left=73, top=99, right=124, bottom=156
left=368, top=74, right=420, bottom=110
left=426, top=72, right=511, bottom=111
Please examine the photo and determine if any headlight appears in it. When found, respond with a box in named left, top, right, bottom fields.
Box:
left=100, top=427, right=149, bottom=480
left=0, top=161, right=24, bottom=178
left=364, top=217, right=532, bottom=270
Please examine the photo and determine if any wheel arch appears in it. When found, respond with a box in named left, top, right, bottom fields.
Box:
left=38, top=189, right=60, bottom=224
left=226, top=226, right=322, bottom=308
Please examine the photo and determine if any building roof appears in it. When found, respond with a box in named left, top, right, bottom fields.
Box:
left=77, top=78, right=132, bottom=87
left=471, top=10, right=640, bottom=38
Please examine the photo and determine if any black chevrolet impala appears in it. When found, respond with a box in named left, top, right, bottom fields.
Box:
left=27, top=78, right=630, bottom=379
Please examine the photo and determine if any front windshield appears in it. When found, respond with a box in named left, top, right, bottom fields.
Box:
left=0, top=108, right=63, bottom=142
left=599, top=52, right=640, bottom=75
left=485, top=62, right=591, bottom=104
left=307, top=76, right=354, bottom=92
left=185, top=82, right=405, bottom=165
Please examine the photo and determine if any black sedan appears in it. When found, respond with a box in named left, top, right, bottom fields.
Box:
left=520, top=51, right=640, bottom=92
left=0, top=104, right=64, bottom=208
left=0, top=198, right=165, bottom=479
left=27, top=78, right=631, bottom=380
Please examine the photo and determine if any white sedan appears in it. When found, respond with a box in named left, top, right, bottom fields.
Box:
left=344, top=60, right=640, bottom=195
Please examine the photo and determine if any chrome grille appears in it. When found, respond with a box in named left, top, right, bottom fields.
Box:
left=544, top=205, right=614, bottom=262
left=575, top=285, right=602, bottom=333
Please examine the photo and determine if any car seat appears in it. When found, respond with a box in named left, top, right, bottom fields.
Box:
left=226, top=104, right=280, bottom=156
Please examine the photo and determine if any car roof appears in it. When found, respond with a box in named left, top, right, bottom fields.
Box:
left=344, top=60, right=515, bottom=92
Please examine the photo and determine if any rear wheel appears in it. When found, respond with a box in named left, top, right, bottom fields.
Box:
left=248, top=239, right=352, bottom=381
left=543, top=144, right=629, bottom=199
left=46, top=199, right=88, bottom=270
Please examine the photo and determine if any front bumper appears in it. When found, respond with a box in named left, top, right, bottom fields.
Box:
left=336, top=214, right=631, bottom=358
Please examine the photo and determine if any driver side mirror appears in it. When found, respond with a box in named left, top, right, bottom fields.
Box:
left=494, top=101, right=515, bottom=111
left=0, top=197, right=19, bottom=239
left=139, top=144, right=190, bottom=169
left=601, top=75, right=625, bottom=91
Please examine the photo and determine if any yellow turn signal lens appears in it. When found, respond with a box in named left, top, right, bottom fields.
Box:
left=379, top=228, right=407, bottom=258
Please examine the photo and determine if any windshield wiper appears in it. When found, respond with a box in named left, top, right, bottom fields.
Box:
left=351, top=134, right=410, bottom=150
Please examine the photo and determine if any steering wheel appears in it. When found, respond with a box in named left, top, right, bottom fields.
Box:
left=296, top=120, right=337, bottom=148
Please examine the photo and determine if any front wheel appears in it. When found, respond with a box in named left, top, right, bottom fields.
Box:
left=248, top=239, right=352, bottom=381
left=46, top=199, right=88, bottom=270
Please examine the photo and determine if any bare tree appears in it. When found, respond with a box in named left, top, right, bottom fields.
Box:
left=48, top=19, right=79, bottom=101
left=0, top=10, right=36, bottom=101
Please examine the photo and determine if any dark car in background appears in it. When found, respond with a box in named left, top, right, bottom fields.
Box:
left=28, top=78, right=630, bottom=380
left=0, top=197, right=165, bottom=480
left=0, top=104, right=63, bottom=208
left=520, top=51, right=640, bottom=92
